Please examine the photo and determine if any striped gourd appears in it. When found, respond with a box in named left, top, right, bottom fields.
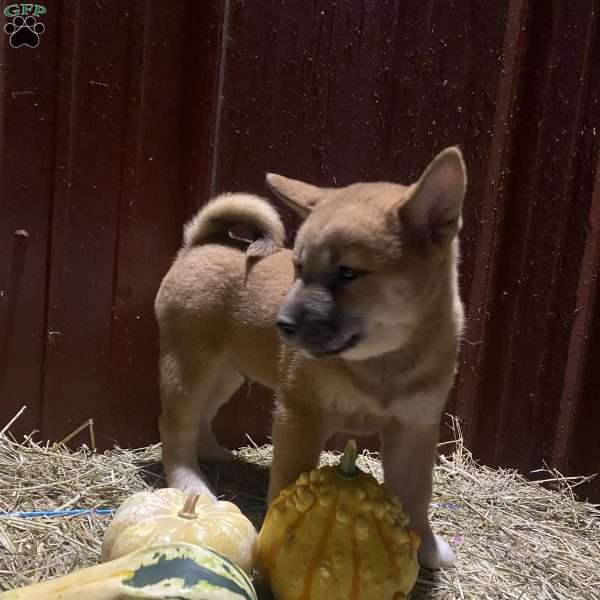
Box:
left=256, top=441, right=420, bottom=600
left=0, top=542, right=257, bottom=600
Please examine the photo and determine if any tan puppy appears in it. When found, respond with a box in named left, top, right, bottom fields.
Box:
left=155, top=147, right=466, bottom=569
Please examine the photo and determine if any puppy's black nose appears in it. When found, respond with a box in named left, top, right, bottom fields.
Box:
left=276, top=316, right=297, bottom=337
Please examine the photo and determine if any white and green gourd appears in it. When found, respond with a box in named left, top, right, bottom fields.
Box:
left=0, top=542, right=257, bottom=600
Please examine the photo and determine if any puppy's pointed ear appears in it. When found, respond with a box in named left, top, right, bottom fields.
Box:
left=266, top=173, right=333, bottom=218
left=400, top=146, right=467, bottom=245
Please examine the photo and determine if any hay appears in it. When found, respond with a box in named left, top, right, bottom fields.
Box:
left=0, top=414, right=598, bottom=599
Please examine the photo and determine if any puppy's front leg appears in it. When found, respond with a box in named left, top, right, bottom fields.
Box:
left=267, top=402, right=326, bottom=503
left=381, top=419, right=456, bottom=569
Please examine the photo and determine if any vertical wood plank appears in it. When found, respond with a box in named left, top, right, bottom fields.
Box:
left=42, top=0, right=137, bottom=444
left=109, top=1, right=224, bottom=447
left=0, top=3, right=61, bottom=436
left=557, top=1, right=600, bottom=493
left=42, top=1, right=222, bottom=448
left=454, top=0, right=529, bottom=442
left=459, top=2, right=599, bottom=472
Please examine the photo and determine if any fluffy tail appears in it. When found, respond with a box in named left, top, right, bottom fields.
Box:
left=182, top=193, right=285, bottom=257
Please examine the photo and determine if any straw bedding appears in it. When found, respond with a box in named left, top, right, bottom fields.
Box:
left=0, top=415, right=598, bottom=600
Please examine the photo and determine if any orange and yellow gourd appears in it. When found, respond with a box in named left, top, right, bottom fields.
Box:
left=256, top=441, right=420, bottom=600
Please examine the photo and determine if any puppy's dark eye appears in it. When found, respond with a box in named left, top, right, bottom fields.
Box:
left=338, top=265, right=358, bottom=282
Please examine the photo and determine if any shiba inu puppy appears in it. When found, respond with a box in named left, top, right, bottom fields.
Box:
left=155, top=147, right=466, bottom=568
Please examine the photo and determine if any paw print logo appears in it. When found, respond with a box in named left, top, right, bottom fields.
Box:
left=4, top=15, right=45, bottom=48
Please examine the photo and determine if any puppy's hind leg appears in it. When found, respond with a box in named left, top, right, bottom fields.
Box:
left=195, top=366, right=244, bottom=463
left=159, top=343, right=236, bottom=498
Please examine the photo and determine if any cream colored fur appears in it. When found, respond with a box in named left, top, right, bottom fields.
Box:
left=155, top=147, right=467, bottom=569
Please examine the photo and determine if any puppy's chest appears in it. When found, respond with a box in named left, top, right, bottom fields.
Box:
left=319, top=363, right=412, bottom=418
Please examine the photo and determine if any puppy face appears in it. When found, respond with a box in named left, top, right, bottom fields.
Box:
left=268, top=147, right=467, bottom=360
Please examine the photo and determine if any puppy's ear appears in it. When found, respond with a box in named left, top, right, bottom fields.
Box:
left=400, top=146, right=467, bottom=245
left=265, top=173, right=333, bottom=218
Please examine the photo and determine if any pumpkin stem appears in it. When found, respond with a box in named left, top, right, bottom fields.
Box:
left=178, top=494, right=200, bottom=519
left=339, top=439, right=358, bottom=477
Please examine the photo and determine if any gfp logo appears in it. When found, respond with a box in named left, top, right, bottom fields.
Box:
left=4, top=4, right=47, bottom=48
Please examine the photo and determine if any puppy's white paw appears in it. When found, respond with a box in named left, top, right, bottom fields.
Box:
left=419, top=533, right=456, bottom=569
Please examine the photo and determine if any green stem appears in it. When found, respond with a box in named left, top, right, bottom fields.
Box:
left=338, top=439, right=358, bottom=477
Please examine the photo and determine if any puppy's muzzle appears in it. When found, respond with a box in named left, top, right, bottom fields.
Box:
left=275, top=284, right=364, bottom=357
left=276, top=284, right=334, bottom=341
left=276, top=312, right=335, bottom=341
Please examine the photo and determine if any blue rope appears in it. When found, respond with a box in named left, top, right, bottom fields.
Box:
left=0, top=508, right=114, bottom=518
left=0, top=505, right=461, bottom=518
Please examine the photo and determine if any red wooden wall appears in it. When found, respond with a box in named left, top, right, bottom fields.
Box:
left=1, top=1, right=599, bottom=499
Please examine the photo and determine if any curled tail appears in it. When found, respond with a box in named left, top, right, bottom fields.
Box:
left=182, top=193, right=285, bottom=257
